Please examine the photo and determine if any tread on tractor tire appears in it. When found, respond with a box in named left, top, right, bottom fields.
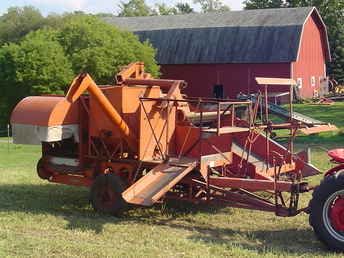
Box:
left=90, top=173, right=127, bottom=216
left=309, top=171, right=344, bottom=252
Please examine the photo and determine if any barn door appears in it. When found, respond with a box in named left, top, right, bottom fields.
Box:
left=213, top=84, right=224, bottom=99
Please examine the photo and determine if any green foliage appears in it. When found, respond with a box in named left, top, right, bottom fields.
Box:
left=175, top=3, right=194, bottom=14
left=0, top=6, right=45, bottom=46
left=0, top=29, right=74, bottom=113
left=57, top=15, right=159, bottom=83
left=118, top=0, right=155, bottom=17
left=0, top=9, right=160, bottom=127
left=154, top=3, right=195, bottom=15
left=155, top=3, right=178, bottom=15
left=193, top=0, right=230, bottom=12
left=244, top=0, right=285, bottom=9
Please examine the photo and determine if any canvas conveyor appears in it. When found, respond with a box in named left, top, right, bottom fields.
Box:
left=240, top=95, right=337, bottom=134
left=267, top=101, right=337, bottom=134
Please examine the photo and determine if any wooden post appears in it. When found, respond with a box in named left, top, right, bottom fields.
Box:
left=7, top=124, right=10, bottom=153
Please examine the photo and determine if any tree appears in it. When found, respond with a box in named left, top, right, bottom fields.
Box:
left=0, top=14, right=160, bottom=126
left=0, top=6, right=45, bottom=46
left=118, top=0, right=155, bottom=17
left=175, top=3, right=194, bottom=14
left=155, top=2, right=194, bottom=15
left=155, top=3, right=177, bottom=15
left=244, top=0, right=285, bottom=9
left=0, top=29, right=74, bottom=121
left=193, top=0, right=230, bottom=12
left=57, top=15, right=159, bottom=84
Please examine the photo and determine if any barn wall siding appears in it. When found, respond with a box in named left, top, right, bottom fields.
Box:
left=161, top=63, right=291, bottom=99
left=292, top=13, right=327, bottom=98
left=106, top=8, right=330, bottom=100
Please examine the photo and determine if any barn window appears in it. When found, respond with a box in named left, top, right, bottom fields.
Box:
left=297, top=78, right=303, bottom=89
left=213, top=84, right=224, bottom=99
left=311, top=76, right=316, bottom=87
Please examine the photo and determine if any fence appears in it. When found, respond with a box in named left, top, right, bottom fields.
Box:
left=0, top=125, right=12, bottom=153
left=0, top=124, right=11, bottom=137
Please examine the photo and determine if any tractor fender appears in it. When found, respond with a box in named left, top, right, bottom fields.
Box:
left=325, top=164, right=344, bottom=177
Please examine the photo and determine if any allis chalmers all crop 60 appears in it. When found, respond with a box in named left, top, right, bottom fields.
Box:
left=10, top=63, right=344, bottom=251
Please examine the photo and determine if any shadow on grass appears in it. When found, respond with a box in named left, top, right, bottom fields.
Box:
left=0, top=183, right=331, bottom=255
left=0, top=183, right=225, bottom=232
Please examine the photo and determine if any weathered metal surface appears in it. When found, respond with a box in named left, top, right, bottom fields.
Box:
left=256, top=77, right=296, bottom=86
left=300, top=125, right=338, bottom=135
left=10, top=96, right=79, bottom=126
left=122, top=158, right=196, bottom=206
left=9, top=63, right=321, bottom=223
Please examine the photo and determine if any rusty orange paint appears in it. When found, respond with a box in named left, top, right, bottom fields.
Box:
left=66, top=73, right=138, bottom=152
left=208, top=177, right=293, bottom=192
left=9, top=62, right=322, bottom=226
left=49, top=174, right=93, bottom=187
left=116, top=62, right=150, bottom=84
left=10, top=96, right=79, bottom=126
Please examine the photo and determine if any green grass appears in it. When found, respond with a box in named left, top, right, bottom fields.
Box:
left=292, top=102, right=344, bottom=144
left=1, top=103, right=344, bottom=257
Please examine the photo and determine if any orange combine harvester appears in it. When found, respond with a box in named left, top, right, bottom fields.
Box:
left=10, top=63, right=344, bottom=251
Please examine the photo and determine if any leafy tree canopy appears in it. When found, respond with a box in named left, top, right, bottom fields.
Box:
left=193, top=0, right=230, bottom=12
left=0, top=10, right=160, bottom=126
left=155, top=3, right=178, bottom=15
left=154, top=2, right=194, bottom=15
left=118, top=0, right=225, bottom=16
left=57, top=15, right=159, bottom=83
left=0, top=6, right=45, bottom=46
left=243, top=0, right=285, bottom=9
left=175, top=3, right=194, bottom=14
left=0, top=29, right=74, bottom=117
left=118, top=0, right=155, bottom=16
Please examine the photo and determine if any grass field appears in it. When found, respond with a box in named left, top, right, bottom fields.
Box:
left=1, top=103, right=344, bottom=257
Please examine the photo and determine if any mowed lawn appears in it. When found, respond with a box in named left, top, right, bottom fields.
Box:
left=1, top=103, right=344, bottom=257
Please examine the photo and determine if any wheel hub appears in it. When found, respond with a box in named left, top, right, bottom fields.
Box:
left=330, top=197, right=344, bottom=232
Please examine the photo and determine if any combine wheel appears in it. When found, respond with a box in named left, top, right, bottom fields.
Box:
left=90, top=173, right=127, bottom=216
left=309, top=171, right=344, bottom=251
left=37, top=158, right=51, bottom=180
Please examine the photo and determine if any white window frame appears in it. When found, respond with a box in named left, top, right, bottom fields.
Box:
left=297, top=78, right=303, bottom=89
left=311, top=76, right=316, bottom=87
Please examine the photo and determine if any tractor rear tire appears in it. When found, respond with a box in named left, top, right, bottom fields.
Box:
left=309, top=171, right=344, bottom=252
left=90, top=173, right=127, bottom=216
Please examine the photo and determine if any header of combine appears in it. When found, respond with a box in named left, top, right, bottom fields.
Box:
left=10, top=63, right=344, bottom=252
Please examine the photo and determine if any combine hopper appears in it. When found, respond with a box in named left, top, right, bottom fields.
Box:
left=10, top=63, right=344, bottom=251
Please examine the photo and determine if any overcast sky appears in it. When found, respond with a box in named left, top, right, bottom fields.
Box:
left=0, top=0, right=245, bottom=16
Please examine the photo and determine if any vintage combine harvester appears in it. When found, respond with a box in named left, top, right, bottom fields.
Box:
left=10, top=63, right=344, bottom=251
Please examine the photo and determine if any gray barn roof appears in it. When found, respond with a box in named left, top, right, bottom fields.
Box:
left=104, top=7, right=330, bottom=64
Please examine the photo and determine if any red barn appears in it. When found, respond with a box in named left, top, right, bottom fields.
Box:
left=105, top=7, right=331, bottom=100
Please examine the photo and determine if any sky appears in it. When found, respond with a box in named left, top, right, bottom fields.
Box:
left=0, top=0, right=245, bottom=16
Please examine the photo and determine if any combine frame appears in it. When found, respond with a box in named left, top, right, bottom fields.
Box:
left=10, top=63, right=344, bottom=251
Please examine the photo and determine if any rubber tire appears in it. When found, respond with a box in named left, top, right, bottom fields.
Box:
left=37, top=158, right=51, bottom=180
left=90, top=173, right=127, bottom=216
left=309, top=171, right=344, bottom=252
